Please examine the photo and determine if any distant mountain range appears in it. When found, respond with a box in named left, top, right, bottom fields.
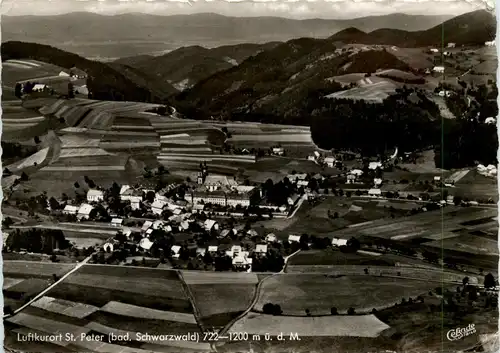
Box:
left=2, top=10, right=495, bottom=118
left=3, top=12, right=454, bottom=58
left=328, top=9, right=496, bottom=47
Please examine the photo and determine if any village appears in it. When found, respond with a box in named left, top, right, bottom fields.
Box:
left=3, top=145, right=496, bottom=274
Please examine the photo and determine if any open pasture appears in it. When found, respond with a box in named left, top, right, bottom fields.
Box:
left=100, top=301, right=196, bottom=323
left=45, top=265, right=192, bottom=313
left=84, top=310, right=202, bottom=339
left=424, top=233, right=498, bottom=256
left=3, top=261, right=75, bottom=279
left=32, top=296, right=100, bottom=319
left=2, top=59, right=64, bottom=86
left=328, top=207, right=496, bottom=240
left=255, top=274, right=438, bottom=315
left=285, top=265, right=476, bottom=283
left=181, top=271, right=259, bottom=285
left=189, top=284, right=257, bottom=327
left=230, top=312, right=390, bottom=337
left=326, top=80, right=397, bottom=103
left=288, top=250, right=396, bottom=267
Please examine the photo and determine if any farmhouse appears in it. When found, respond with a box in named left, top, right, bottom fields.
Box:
left=59, top=71, right=70, bottom=77
left=120, top=187, right=143, bottom=204
left=346, top=174, right=357, bottom=184
left=430, top=48, right=439, bottom=53
left=141, top=220, right=153, bottom=232
left=297, top=180, right=309, bottom=188
left=139, top=237, right=154, bottom=251
left=32, top=84, right=48, bottom=92
left=288, top=235, right=301, bottom=243
left=485, top=40, right=495, bottom=47
left=111, top=218, right=123, bottom=227
left=151, top=200, right=166, bottom=215
left=447, top=43, right=456, bottom=48
left=433, top=66, right=445, bottom=73
left=332, top=237, right=348, bottom=247
left=368, top=162, right=382, bottom=170
left=232, top=254, right=253, bottom=272
left=368, top=188, right=382, bottom=197
left=287, top=194, right=300, bottom=205
left=272, top=147, right=284, bottom=156
left=103, top=242, right=114, bottom=252
left=77, top=203, right=94, bottom=220
left=266, top=233, right=277, bottom=243
left=69, top=66, right=87, bottom=79
left=324, top=157, right=336, bottom=168
left=208, top=245, right=219, bottom=253
left=63, top=205, right=79, bottom=215
left=255, top=244, right=268, bottom=255
left=287, top=174, right=308, bottom=183
left=204, top=219, right=219, bottom=231
left=171, top=245, right=182, bottom=259
left=87, top=189, right=104, bottom=203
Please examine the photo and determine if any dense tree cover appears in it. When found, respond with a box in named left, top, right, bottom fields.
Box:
left=310, top=91, right=441, bottom=156
left=5, top=229, right=70, bottom=253
left=2, top=142, right=37, bottom=163
left=435, top=118, right=497, bottom=169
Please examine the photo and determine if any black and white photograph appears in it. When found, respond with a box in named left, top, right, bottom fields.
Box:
left=0, top=0, right=499, bottom=352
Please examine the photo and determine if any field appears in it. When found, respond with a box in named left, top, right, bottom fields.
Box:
left=277, top=197, right=406, bottom=238
left=3, top=261, right=75, bottom=311
left=254, top=274, right=438, bottom=315
left=189, top=284, right=257, bottom=328
left=64, top=230, right=111, bottom=248
left=424, top=233, right=498, bottom=256
left=230, top=312, right=390, bottom=337
left=326, top=78, right=398, bottom=103
left=2, top=59, right=65, bottom=86
left=288, top=250, right=396, bottom=267
left=4, top=264, right=212, bottom=352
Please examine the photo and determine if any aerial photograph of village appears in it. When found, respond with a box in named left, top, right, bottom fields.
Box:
left=0, top=0, right=498, bottom=352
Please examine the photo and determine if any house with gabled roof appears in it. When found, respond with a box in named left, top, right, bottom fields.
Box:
left=87, top=189, right=104, bottom=203
left=77, top=203, right=94, bottom=220
left=63, top=205, right=79, bottom=215
left=255, top=244, right=268, bottom=255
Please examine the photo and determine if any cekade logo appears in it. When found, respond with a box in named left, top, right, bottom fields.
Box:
left=446, top=324, right=476, bottom=341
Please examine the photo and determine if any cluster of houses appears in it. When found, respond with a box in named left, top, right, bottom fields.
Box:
left=307, top=151, right=337, bottom=168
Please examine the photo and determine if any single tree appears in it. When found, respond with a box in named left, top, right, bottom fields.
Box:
left=347, top=307, right=355, bottom=315
left=330, top=307, right=338, bottom=315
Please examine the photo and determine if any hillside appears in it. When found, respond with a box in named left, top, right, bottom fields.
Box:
left=114, top=42, right=280, bottom=90
left=172, top=38, right=413, bottom=121
left=1, top=41, right=164, bottom=102
left=107, top=62, right=178, bottom=98
left=2, top=12, right=453, bottom=58
left=329, top=10, right=495, bottom=46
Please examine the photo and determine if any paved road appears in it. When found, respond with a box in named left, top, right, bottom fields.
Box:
left=287, top=194, right=306, bottom=219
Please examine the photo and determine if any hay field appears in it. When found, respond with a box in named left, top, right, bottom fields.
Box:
left=255, top=274, right=436, bottom=315
left=325, top=79, right=397, bottom=103
left=230, top=312, right=390, bottom=337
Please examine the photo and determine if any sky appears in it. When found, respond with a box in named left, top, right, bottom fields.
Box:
left=1, top=0, right=493, bottom=18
